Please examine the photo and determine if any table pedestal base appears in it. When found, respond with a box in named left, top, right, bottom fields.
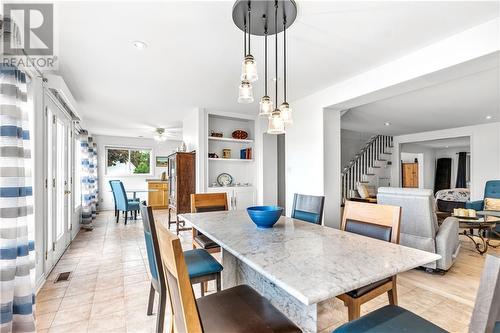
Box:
left=222, top=249, right=341, bottom=333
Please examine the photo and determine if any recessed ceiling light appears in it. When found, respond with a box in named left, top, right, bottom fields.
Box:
left=445, top=146, right=449, bottom=148
left=486, top=115, right=492, bottom=120
left=384, top=122, right=391, bottom=126
left=132, top=41, right=147, bottom=50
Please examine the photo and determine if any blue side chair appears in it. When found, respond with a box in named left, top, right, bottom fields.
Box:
left=291, top=193, right=325, bottom=224
left=109, top=180, right=139, bottom=218
left=109, top=180, right=139, bottom=224
left=140, top=203, right=223, bottom=333
left=466, top=180, right=500, bottom=232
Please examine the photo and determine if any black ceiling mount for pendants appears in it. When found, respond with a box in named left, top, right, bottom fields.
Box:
left=232, top=0, right=297, bottom=36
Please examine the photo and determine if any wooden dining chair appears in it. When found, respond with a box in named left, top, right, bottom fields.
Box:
left=337, top=200, right=402, bottom=321
left=190, top=193, right=228, bottom=254
left=140, top=203, right=223, bottom=333
left=153, top=215, right=302, bottom=333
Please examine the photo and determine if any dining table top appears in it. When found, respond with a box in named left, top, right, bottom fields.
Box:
left=180, top=210, right=441, bottom=306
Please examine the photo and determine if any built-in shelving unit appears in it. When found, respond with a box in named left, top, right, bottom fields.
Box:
left=208, top=136, right=254, bottom=144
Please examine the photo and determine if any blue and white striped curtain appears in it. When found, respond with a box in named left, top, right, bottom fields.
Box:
left=80, top=133, right=98, bottom=230
left=0, top=65, right=36, bottom=332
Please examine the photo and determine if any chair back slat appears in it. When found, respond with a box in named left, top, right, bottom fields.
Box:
left=191, top=193, right=228, bottom=213
left=154, top=214, right=203, bottom=332
left=291, top=193, right=325, bottom=224
left=469, top=255, right=500, bottom=333
left=110, top=180, right=129, bottom=211
left=342, top=201, right=401, bottom=244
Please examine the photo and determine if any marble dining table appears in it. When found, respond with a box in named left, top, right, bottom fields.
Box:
left=179, top=210, right=441, bottom=333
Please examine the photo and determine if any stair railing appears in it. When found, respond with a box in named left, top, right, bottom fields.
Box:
left=341, top=135, right=393, bottom=204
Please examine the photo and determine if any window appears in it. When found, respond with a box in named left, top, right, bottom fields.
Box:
left=106, top=147, right=152, bottom=176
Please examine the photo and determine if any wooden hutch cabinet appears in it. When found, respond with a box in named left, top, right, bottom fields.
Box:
left=167, top=152, right=196, bottom=234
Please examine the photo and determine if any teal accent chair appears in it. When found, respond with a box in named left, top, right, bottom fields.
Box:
left=109, top=180, right=139, bottom=218
left=109, top=180, right=139, bottom=224
left=291, top=193, right=325, bottom=224
left=140, top=203, right=223, bottom=333
left=466, top=180, right=500, bottom=232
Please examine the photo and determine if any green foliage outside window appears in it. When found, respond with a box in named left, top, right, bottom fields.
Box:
left=107, top=148, right=151, bottom=175
left=130, top=150, right=150, bottom=174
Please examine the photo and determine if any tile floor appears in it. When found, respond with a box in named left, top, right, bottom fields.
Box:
left=36, top=210, right=499, bottom=332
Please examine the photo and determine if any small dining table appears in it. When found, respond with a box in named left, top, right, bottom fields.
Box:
left=125, top=189, right=158, bottom=200
left=180, top=210, right=440, bottom=333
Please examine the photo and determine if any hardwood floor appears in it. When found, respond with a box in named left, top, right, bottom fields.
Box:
left=36, top=211, right=498, bottom=332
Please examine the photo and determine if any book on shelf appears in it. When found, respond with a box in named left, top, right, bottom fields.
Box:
left=240, top=148, right=252, bottom=160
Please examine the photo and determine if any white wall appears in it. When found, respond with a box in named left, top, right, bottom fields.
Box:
left=93, top=135, right=181, bottom=210
left=341, top=129, right=375, bottom=169
left=262, top=134, right=278, bottom=205
left=392, top=122, right=500, bottom=201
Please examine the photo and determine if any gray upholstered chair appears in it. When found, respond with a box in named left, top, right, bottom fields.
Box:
left=291, top=193, right=325, bottom=225
left=377, top=187, right=460, bottom=271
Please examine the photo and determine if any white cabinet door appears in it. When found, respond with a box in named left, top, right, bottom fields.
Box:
left=207, top=187, right=234, bottom=210
left=233, top=187, right=256, bottom=210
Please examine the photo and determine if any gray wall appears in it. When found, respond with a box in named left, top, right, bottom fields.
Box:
left=277, top=134, right=286, bottom=208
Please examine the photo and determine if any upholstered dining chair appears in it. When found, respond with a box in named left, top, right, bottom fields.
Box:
left=333, top=254, right=500, bottom=333
left=140, top=203, right=224, bottom=333
left=190, top=193, right=228, bottom=254
left=467, top=180, right=500, bottom=232
left=291, top=193, right=325, bottom=224
left=337, top=200, right=402, bottom=321
left=109, top=180, right=140, bottom=224
left=109, top=180, right=139, bottom=218
left=152, top=212, right=302, bottom=333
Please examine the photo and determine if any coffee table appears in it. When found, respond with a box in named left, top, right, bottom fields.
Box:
left=456, top=215, right=499, bottom=255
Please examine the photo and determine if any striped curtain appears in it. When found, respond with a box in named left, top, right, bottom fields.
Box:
left=80, top=133, right=97, bottom=230
left=0, top=65, right=36, bottom=332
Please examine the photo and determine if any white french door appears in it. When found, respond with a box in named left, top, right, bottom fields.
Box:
left=45, top=94, right=73, bottom=270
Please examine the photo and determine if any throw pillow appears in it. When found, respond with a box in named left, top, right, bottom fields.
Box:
left=366, top=186, right=377, bottom=198
left=357, top=183, right=369, bottom=199
left=485, top=198, right=500, bottom=211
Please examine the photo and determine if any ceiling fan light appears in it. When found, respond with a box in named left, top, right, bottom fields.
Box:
left=238, top=80, right=254, bottom=103
left=259, top=95, right=273, bottom=116
left=241, top=54, right=258, bottom=82
left=267, top=109, right=285, bottom=134
left=279, top=102, right=293, bottom=124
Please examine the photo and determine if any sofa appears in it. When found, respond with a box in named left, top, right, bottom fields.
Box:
left=377, top=187, right=460, bottom=271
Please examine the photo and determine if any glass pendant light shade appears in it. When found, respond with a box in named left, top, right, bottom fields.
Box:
left=241, top=55, right=258, bottom=82
left=259, top=95, right=273, bottom=116
left=267, top=109, right=285, bottom=134
left=238, top=80, right=254, bottom=103
left=279, top=102, right=293, bottom=124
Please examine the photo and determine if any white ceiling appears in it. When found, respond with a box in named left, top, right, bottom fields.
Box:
left=54, top=1, right=500, bottom=138
left=341, top=66, right=500, bottom=135
left=404, top=136, right=470, bottom=149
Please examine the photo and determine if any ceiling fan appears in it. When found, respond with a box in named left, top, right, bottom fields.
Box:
left=153, top=127, right=182, bottom=142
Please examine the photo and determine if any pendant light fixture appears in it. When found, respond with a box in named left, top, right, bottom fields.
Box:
left=259, top=20, right=273, bottom=116
left=267, top=1, right=285, bottom=134
left=279, top=16, right=293, bottom=124
left=233, top=0, right=297, bottom=132
left=238, top=19, right=254, bottom=103
left=240, top=3, right=258, bottom=83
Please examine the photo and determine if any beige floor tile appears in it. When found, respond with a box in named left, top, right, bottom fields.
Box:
left=48, top=320, right=89, bottom=333
left=36, top=312, right=56, bottom=330
left=37, top=288, right=66, bottom=303
left=51, top=303, right=92, bottom=327
left=37, top=298, right=62, bottom=315
left=59, top=291, right=95, bottom=309
left=91, top=296, right=125, bottom=317
left=93, top=285, right=125, bottom=303
left=88, top=311, right=126, bottom=332
left=124, top=272, right=149, bottom=286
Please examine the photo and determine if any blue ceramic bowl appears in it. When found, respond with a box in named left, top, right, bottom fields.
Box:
left=247, top=206, right=283, bottom=228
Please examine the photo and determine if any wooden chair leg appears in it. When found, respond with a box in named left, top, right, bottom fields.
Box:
left=147, top=283, right=155, bottom=316
left=388, top=277, right=398, bottom=305
left=347, top=301, right=361, bottom=321
left=156, top=289, right=166, bottom=333
left=125, top=211, right=128, bottom=225
left=203, top=281, right=209, bottom=293
left=200, top=283, right=205, bottom=297
left=216, top=272, right=221, bottom=292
